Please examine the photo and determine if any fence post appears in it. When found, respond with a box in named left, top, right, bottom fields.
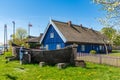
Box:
left=117, top=57, right=119, bottom=67
left=73, top=44, right=78, bottom=59
left=70, top=44, right=78, bottom=65
left=99, top=55, right=102, bottom=64
left=28, top=54, right=31, bottom=63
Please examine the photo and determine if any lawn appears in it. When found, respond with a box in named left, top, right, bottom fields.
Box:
left=108, top=50, right=120, bottom=56
left=1, top=52, right=120, bottom=80
left=109, top=53, right=120, bottom=56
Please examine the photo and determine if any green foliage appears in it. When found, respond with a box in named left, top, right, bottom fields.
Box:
left=16, top=27, right=27, bottom=40
left=9, top=27, right=29, bottom=48
left=9, top=38, right=29, bottom=48
left=1, top=52, right=120, bottom=80
left=101, top=27, right=120, bottom=47
left=90, top=50, right=96, bottom=54
left=93, top=0, right=120, bottom=29
left=29, top=43, right=41, bottom=48
left=101, top=27, right=116, bottom=40
left=113, top=34, right=120, bottom=46
left=93, top=0, right=120, bottom=12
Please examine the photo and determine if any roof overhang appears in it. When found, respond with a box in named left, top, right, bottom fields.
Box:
left=40, top=19, right=67, bottom=44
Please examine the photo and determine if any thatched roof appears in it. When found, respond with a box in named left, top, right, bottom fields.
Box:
left=40, top=19, right=109, bottom=44
left=27, top=33, right=43, bottom=43
left=53, top=20, right=108, bottom=44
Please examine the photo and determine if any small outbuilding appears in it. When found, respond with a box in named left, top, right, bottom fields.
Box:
left=27, top=33, right=43, bottom=48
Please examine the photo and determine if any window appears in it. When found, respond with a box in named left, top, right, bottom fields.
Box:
left=46, top=45, right=49, bottom=50
left=81, top=45, right=85, bottom=51
left=50, top=32, right=54, bottom=38
left=56, top=44, right=61, bottom=49
left=99, top=45, right=102, bottom=50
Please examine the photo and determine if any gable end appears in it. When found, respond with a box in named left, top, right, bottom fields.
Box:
left=40, top=20, right=67, bottom=44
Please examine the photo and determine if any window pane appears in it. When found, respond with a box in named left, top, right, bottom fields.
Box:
left=50, top=33, right=54, bottom=38
left=99, top=45, right=102, bottom=50
left=81, top=45, right=85, bottom=51
left=56, top=44, right=61, bottom=49
left=46, top=45, right=49, bottom=50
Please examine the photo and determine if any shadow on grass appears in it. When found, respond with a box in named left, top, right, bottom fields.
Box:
left=85, top=66, right=99, bottom=69
left=4, top=74, right=18, bottom=80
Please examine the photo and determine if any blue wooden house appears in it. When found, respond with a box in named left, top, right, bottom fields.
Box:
left=40, top=19, right=112, bottom=53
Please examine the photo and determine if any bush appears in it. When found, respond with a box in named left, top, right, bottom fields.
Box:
left=90, top=50, right=96, bottom=54
left=29, top=43, right=41, bottom=48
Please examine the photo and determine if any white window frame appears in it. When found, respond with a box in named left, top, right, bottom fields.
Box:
left=99, top=45, right=102, bottom=50
left=56, top=44, right=61, bottom=49
left=50, top=32, right=54, bottom=38
left=81, top=45, right=85, bottom=51
left=46, top=45, right=49, bottom=50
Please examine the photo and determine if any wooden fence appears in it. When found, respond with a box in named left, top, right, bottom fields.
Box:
left=12, top=45, right=78, bottom=65
left=77, top=53, right=120, bottom=67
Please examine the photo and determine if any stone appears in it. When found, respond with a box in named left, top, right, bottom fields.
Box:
left=75, top=60, right=86, bottom=68
left=39, top=62, right=46, bottom=67
left=57, top=63, right=67, bottom=69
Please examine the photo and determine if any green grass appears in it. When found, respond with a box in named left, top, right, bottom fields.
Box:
left=109, top=53, right=120, bottom=56
left=112, top=50, right=120, bottom=53
left=1, top=52, right=120, bottom=80
left=108, top=50, right=120, bottom=56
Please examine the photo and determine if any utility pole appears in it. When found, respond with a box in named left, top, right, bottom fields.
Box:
left=12, top=21, right=15, bottom=41
left=28, top=23, right=32, bottom=37
left=4, top=24, right=7, bottom=54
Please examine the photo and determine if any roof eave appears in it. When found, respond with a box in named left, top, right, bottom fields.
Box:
left=66, top=41, right=109, bottom=45
left=40, top=19, right=67, bottom=44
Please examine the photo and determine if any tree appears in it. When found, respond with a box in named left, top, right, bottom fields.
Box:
left=93, top=0, right=120, bottom=49
left=9, top=27, right=29, bottom=48
left=113, top=31, right=120, bottom=46
left=16, top=27, right=27, bottom=40
left=101, top=27, right=120, bottom=47
left=101, top=27, right=116, bottom=46
left=93, top=0, right=120, bottom=14
left=93, top=0, right=120, bottom=28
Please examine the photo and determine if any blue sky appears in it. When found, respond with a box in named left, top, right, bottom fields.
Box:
left=0, top=0, right=105, bottom=43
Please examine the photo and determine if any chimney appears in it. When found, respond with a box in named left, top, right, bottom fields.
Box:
left=67, top=21, right=72, bottom=26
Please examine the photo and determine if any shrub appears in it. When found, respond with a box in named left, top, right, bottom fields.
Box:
left=90, top=50, right=96, bottom=54
left=29, top=43, right=41, bottom=48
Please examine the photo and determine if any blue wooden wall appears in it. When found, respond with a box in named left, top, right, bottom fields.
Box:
left=65, top=43, right=109, bottom=53
left=77, top=44, right=108, bottom=53
left=42, top=25, right=65, bottom=50
left=41, top=24, right=111, bottom=53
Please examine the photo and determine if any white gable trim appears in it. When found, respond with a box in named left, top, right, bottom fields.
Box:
left=40, top=23, right=50, bottom=44
left=40, top=20, right=67, bottom=44
left=50, top=20, right=67, bottom=42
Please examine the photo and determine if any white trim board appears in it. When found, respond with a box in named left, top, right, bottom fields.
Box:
left=40, top=19, right=67, bottom=44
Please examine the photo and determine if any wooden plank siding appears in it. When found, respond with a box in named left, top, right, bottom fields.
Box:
left=41, top=20, right=112, bottom=53
left=42, top=25, right=65, bottom=50
left=66, top=43, right=108, bottom=53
